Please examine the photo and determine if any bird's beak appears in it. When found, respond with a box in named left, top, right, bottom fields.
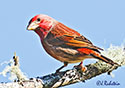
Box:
left=27, top=22, right=39, bottom=31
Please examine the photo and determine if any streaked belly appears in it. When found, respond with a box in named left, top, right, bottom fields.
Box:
left=42, top=41, right=92, bottom=63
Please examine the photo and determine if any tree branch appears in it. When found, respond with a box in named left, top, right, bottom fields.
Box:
left=0, top=45, right=124, bottom=88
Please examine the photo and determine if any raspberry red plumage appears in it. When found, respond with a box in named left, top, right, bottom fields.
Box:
left=27, top=14, right=118, bottom=72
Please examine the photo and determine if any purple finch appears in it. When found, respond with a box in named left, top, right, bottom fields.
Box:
left=27, top=14, right=118, bottom=72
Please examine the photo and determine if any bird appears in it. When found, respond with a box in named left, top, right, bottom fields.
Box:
left=27, top=14, right=118, bottom=73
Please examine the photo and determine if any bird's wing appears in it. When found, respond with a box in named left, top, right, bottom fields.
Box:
left=45, top=22, right=103, bottom=52
left=46, top=34, right=102, bottom=51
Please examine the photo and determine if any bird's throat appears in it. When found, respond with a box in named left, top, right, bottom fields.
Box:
left=34, top=28, right=47, bottom=42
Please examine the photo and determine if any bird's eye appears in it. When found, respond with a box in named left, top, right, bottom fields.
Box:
left=37, top=18, right=41, bottom=22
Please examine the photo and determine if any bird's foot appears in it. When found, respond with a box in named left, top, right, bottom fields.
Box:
left=55, top=69, right=61, bottom=73
left=74, top=63, right=87, bottom=72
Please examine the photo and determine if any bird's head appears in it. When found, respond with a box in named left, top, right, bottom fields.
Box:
left=27, top=14, right=57, bottom=39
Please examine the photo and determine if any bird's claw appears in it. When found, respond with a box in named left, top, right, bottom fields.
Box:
left=74, top=64, right=87, bottom=72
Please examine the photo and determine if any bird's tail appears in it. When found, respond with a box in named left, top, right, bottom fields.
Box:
left=90, top=50, right=118, bottom=66
left=77, top=48, right=119, bottom=66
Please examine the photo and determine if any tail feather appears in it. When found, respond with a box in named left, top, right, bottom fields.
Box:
left=90, top=53, right=118, bottom=66
left=77, top=48, right=119, bottom=66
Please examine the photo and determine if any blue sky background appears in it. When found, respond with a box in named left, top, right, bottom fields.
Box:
left=0, top=0, right=125, bottom=88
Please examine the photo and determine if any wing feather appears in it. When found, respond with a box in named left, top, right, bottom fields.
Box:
left=45, top=22, right=103, bottom=52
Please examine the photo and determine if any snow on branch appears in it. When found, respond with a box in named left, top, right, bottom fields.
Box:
left=0, top=45, right=124, bottom=88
